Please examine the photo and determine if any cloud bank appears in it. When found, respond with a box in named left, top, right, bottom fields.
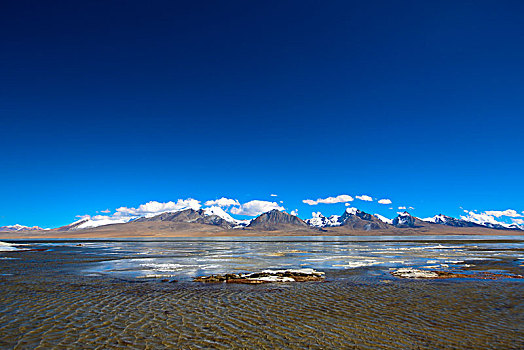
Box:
left=74, top=199, right=203, bottom=228
left=460, top=209, right=524, bottom=228
left=355, top=195, right=373, bottom=201
left=230, top=200, right=285, bottom=216
left=303, top=195, right=354, bottom=205
left=204, top=197, right=240, bottom=207
left=114, top=199, right=201, bottom=217
left=483, top=209, right=523, bottom=218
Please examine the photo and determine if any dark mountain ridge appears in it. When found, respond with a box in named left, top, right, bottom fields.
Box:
left=247, top=209, right=310, bottom=231
left=135, top=208, right=234, bottom=229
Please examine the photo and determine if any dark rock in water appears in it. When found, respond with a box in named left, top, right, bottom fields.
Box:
left=161, top=279, right=178, bottom=283
left=247, top=210, right=309, bottom=231
left=194, top=269, right=325, bottom=284
left=193, top=274, right=241, bottom=283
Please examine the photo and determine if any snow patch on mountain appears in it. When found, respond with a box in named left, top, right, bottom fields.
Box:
left=75, top=216, right=131, bottom=229
left=203, top=206, right=236, bottom=222
left=203, top=206, right=251, bottom=227
left=374, top=214, right=393, bottom=224
left=423, top=214, right=449, bottom=224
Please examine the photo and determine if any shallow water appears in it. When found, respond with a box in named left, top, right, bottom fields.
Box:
left=48, top=236, right=524, bottom=280
left=0, top=236, right=523, bottom=349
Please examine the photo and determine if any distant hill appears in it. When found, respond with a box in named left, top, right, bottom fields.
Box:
left=339, top=208, right=390, bottom=230
left=247, top=209, right=310, bottom=231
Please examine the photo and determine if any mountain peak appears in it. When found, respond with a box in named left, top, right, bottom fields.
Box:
left=339, top=208, right=390, bottom=230
left=392, top=212, right=416, bottom=227
left=247, top=210, right=309, bottom=231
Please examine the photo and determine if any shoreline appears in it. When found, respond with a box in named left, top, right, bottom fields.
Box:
left=2, top=234, right=524, bottom=243
left=1, top=229, right=523, bottom=240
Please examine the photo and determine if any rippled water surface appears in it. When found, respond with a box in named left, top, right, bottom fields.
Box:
left=0, top=236, right=523, bottom=349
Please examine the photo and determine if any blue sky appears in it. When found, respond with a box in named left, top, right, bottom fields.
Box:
left=1, top=1, right=524, bottom=228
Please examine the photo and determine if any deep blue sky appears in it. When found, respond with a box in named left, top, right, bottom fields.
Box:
left=1, top=1, right=523, bottom=227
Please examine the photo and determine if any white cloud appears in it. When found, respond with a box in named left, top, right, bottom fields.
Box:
left=355, top=195, right=373, bottom=201
left=378, top=199, right=392, bottom=205
left=230, top=200, right=285, bottom=216
left=204, top=197, right=240, bottom=207
left=408, top=206, right=415, bottom=210
left=461, top=209, right=524, bottom=229
left=290, top=209, right=298, bottom=216
left=99, top=209, right=111, bottom=213
left=270, top=194, right=278, bottom=197
left=302, top=195, right=354, bottom=205
left=398, top=206, right=406, bottom=210
left=460, top=211, right=501, bottom=225
left=114, top=199, right=201, bottom=218
left=344, top=203, right=351, bottom=206
left=484, top=209, right=523, bottom=218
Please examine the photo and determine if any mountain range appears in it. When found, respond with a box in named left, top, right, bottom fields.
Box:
left=0, top=224, right=44, bottom=232
left=1, top=207, right=522, bottom=237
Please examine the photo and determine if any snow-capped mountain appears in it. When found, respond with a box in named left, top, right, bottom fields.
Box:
left=305, top=208, right=389, bottom=230
left=476, top=221, right=522, bottom=230
left=339, top=208, right=390, bottom=230
left=58, top=206, right=252, bottom=231
left=0, top=224, right=44, bottom=232
left=305, top=212, right=341, bottom=227
left=392, top=212, right=417, bottom=228
left=422, top=214, right=479, bottom=227
left=57, top=217, right=132, bottom=231
left=203, top=206, right=251, bottom=227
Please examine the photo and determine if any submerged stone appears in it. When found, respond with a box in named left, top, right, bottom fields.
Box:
left=194, top=269, right=325, bottom=284
left=391, top=268, right=524, bottom=280
left=391, top=268, right=439, bottom=278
